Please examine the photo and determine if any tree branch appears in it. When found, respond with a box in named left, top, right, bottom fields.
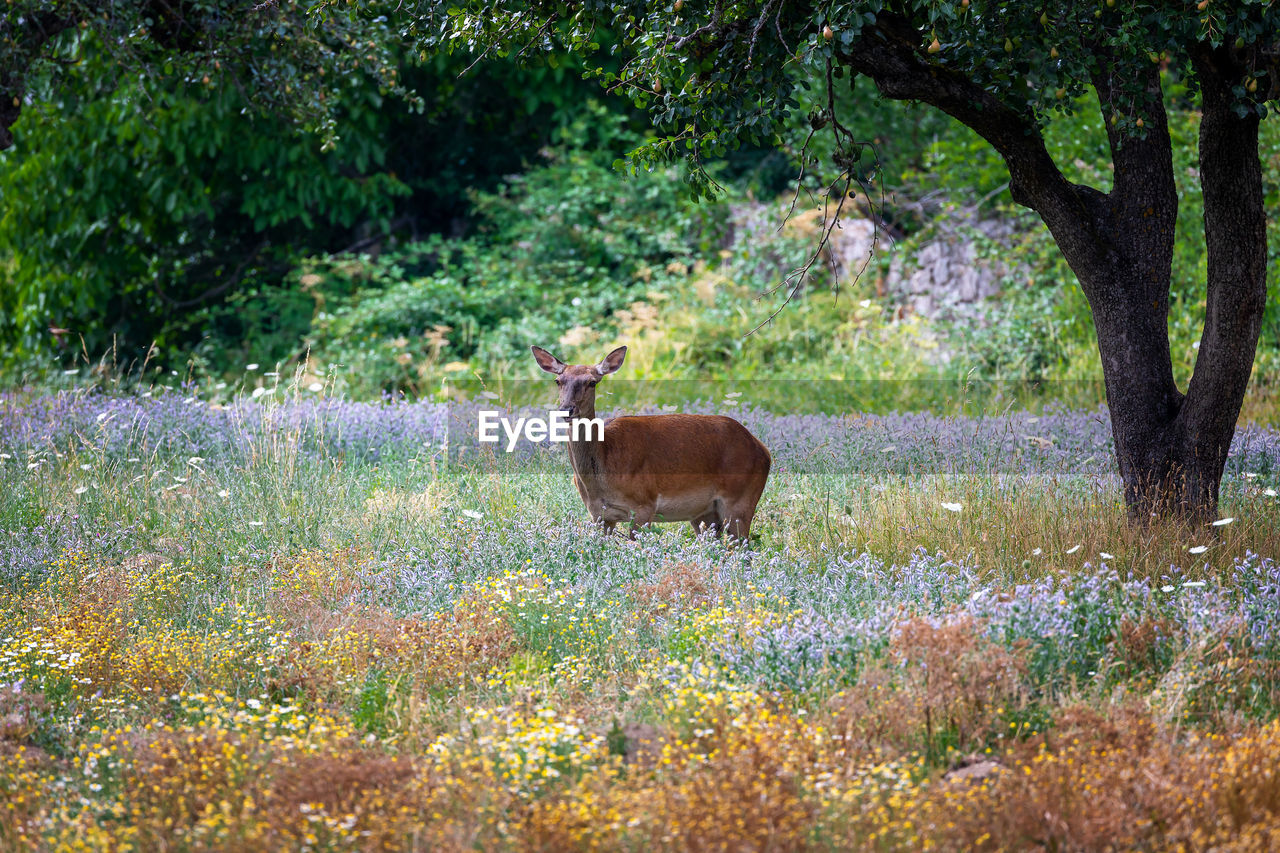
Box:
left=1181, top=44, right=1268, bottom=444
left=836, top=12, right=1115, bottom=282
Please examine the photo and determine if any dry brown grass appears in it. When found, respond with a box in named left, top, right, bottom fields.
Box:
left=831, top=615, right=1028, bottom=763
left=526, top=713, right=816, bottom=852
left=628, top=562, right=722, bottom=620
left=908, top=707, right=1280, bottom=852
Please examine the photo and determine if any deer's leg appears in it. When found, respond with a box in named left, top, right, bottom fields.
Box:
left=722, top=502, right=757, bottom=543
left=690, top=511, right=721, bottom=538
left=628, top=507, right=656, bottom=541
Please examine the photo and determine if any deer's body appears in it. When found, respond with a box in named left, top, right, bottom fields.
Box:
left=567, top=413, right=770, bottom=537
left=532, top=345, right=771, bottom=540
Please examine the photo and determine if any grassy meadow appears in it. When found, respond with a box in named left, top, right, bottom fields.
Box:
left=2, top=381, right=1280, bottom=850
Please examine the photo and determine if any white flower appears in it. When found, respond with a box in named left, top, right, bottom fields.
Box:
left=462, top=509, right=484, bottom=519
left=1189, top=545, right=1208, bottom=554
left=247, top=363, right=260, bottom=371
left=1211, top=517, right=1235, bottom=527
left=251, top=387, right=267, bottom=399
left=79, top=463, right=91, bottom=470
left=1161, top=585, right=1175, bottom=592
left=1031, top=547, right=1043, bottom=556
left=1066, top=545, right=1081, bottom=554
left=1100, top=552, right=1115, bottom=560
left=73, top=486, right=88, bottom=495
left=308, top=382, right=323, bottom=393
left=724, top=392, right=742, bottom=398
left=1265, top=488, right=1278, bottom=497
left=880, top=445, right=896, bottom=453
left=1183, top=580, right=1206, bottom=588
left=941, top=502, right=963, bottom=513
left=218, top=489, right=230, bottom=498
left=248, top=521, right=264, bottom=527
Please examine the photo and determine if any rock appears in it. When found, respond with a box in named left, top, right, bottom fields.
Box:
left=619, top=722, right=667, bottom=766
left=943, top=757, right=1005, bottom=786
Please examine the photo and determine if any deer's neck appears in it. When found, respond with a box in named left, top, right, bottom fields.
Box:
left=566, top=403, right=605, bottom=487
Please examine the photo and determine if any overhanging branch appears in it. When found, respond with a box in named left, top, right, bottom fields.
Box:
left=836, top=12, right=1115, bottom=281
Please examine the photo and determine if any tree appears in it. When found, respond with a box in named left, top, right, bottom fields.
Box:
left=399, top=0, right=1278, bottom=522
left=2, top=0, right=415, bottom=368
left=2, top=0, right=405, bottom=152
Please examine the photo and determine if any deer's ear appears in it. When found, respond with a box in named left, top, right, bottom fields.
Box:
left=531, top=346, right=567, bottom=375
left=596, top=346, right=627, bottom=376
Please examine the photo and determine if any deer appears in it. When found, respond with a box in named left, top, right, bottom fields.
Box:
left=531, top=344, right=771, bottom=541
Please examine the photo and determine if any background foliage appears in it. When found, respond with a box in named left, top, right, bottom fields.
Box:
left=1, top=21, right=1278, bottom=414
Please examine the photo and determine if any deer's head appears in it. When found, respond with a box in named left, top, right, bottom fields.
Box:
left=531, top=345, right=627, bottom=419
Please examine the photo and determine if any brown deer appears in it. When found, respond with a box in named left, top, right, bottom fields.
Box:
left=532, top=344, right=771, bottom=541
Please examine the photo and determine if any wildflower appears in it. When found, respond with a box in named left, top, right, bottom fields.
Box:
left=1100, top=552, right=1115, bottom=560
left=462, top=510, right=484, bottom=519
left=1189, top=545, right=1208, bottom=554
left=941, top=502, right=963, bottom=513
left=74, top=486, right=88, bottom=495
left=308, top=382, right=323, bottom=393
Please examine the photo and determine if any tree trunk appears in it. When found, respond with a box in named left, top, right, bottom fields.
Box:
left=1084, top=51, right=1266, bottom=522
left=1169, top=48, right=1268, bottom=519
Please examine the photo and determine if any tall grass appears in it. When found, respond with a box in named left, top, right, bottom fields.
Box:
left=1, top=389, right=1279, bottom=849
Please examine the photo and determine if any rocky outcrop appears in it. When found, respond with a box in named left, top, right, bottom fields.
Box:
left=729, top=200, right=1019, bottom=321
left=883, top=213, right=1016, bottom=319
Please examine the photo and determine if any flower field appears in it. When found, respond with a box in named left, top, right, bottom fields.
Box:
left=3, top=388, right=1280, bottom=850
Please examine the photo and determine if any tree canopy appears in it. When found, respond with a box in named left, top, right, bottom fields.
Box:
left=2, top=0, right=407, bottom=151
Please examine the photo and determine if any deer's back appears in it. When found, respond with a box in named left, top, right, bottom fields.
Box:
left=599, top=414, right=770, bottom=485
